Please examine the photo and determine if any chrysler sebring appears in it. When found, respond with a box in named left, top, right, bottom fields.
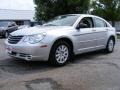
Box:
left=5, top=14, right=116, bottom=66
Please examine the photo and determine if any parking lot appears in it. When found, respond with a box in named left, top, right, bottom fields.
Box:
left=0, top=38, right=120, bottom=90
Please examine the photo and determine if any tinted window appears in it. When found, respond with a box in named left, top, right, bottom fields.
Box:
left=78, top=17, right=94, bottom=28
left=94, top=18, right=106, bottom=27
left=8, top=23, right=16, bottom=27
left=11, top=23, right=16, bottom=26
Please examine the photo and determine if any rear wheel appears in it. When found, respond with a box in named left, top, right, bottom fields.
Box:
left=49, top=41, right=72, bottom=66
left=105, top=37, right=115, bottom=53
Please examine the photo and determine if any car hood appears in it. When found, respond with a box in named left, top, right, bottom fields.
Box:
left=11, top=26, right=73, bottom=36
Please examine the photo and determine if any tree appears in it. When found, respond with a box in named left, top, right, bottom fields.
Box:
left=91, top=0, right=120, bottom=26
left=34, top=0, right=90, bottom=21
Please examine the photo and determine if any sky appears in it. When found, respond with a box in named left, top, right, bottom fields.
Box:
left=0, top=0, right=35, bottom=10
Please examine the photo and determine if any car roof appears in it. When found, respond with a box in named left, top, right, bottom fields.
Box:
left=65, top=14, right=106, bottom=21
left=56, top=14, right=101, bottom=19
left=65, top=14, right=96, bottom=17
left=68, top=14, right=111, bottom=27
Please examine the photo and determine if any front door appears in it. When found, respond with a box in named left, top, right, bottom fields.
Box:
left=74, top=17, right=97, bottom=53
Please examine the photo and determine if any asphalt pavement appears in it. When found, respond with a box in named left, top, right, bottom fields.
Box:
left=0, top=38, right=120, bottom=90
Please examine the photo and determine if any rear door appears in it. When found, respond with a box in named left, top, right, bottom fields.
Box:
left=92, top=17, right=108, bottom=48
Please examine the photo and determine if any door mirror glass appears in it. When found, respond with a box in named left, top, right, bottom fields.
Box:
left=76, top=23, right=88, bottom=29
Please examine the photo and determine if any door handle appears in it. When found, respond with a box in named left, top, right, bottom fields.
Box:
left=106, top=29, right=109, bottom=31
left=92, top=30, right=96, bottom=32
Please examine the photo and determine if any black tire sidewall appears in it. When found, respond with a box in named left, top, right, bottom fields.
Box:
left=5, top=32, right=9, bottom=38
left=49, top=41, right=72, bottom=66
left=106, top=38, right=115, bottom=53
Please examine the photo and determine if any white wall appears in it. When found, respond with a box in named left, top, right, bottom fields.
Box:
left=0, top=9, right=35, bottom=21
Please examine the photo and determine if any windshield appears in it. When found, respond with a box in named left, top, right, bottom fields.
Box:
left=0, top=21, right=9, bottom=27
left=43, top=15, right=79, bottom=26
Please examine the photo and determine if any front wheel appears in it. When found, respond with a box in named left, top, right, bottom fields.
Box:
left=5, top=32, right=9, bottom=38
left=105, top=37, right=115, bottom=53
left=49, top=41, right=72, bottom=66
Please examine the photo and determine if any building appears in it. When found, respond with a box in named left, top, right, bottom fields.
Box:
left=109, top=21, right=120, bottom=32
left=114, top=21, right=120, bottom=32
left=0, top=9, right=35, bottom=26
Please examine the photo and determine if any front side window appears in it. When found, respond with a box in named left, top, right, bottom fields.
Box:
left=77, top=17, right=94, bottom=28
left=11, top=23, right=16, bottom=26
left=94, top=18, right=107, bottom=27
left=43, top=15, right=79, bottom=26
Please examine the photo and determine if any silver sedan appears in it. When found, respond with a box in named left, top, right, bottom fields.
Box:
left=5, top=14, right=116, bottom=66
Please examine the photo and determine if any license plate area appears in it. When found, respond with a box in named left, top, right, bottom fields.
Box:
left=6, top=45, right=12, bottom=53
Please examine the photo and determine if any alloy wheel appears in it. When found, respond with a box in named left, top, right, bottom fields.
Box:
left=55, top=45, right=69, bottom=64
left=108, top=39, right=114, bottom=52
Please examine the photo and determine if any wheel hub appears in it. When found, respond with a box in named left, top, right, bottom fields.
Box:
left=108, top=39, right=114, bottom=51
left=55, top=45, right=69, bottom=64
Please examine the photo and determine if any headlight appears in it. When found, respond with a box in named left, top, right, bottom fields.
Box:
left=23, top=33, right=46, bottom=44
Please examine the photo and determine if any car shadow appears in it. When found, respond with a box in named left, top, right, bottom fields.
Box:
left=1, top=58, right=57, bottom=75
left=1, top=50, right=108, bottom=75
left=71, top=50, right=108, bottom=64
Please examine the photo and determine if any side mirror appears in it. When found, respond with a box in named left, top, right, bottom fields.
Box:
left=76, top=23, right=88, bottom=29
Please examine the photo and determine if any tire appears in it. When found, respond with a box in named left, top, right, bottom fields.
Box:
left=5, top=32, right=9, bottom=38
left=49, top=41, right=72, bottom=66
left=105, top=37, right=115, bottom=53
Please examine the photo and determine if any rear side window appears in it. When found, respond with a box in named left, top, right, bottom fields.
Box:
left=94, top=18, right=107, bottom=27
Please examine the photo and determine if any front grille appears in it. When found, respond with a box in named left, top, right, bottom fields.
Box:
left=8, top=35, right=23, bottom=44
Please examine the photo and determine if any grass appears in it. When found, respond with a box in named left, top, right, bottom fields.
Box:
left=117, top=34, right=120, bottom=39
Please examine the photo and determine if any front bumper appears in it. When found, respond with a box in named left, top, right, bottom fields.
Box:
left=5, top=40, right=51, bottom=61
